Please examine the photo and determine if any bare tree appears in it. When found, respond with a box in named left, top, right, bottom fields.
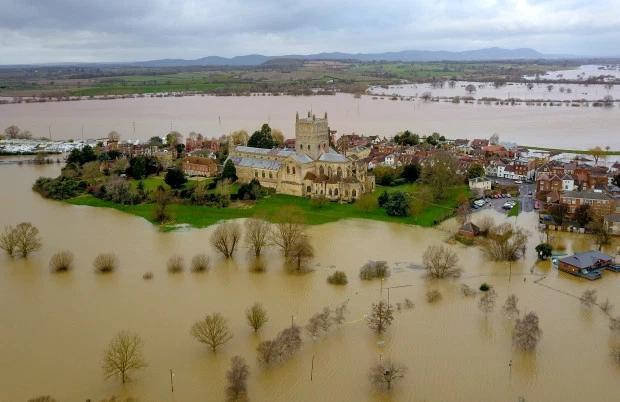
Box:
left=333, top=301, right=349, bottom=324
left=588, top=216, right=611, bottom=251
left=423, top=245, right=462, bottom=279
left=226, top=356, right=250, bottom=402
left=211, top=221, right=241, bottom=258
left=513, top=311, right=542, bottom=352
left=421, top=151, right=458, bottom=201
left=245, top=303, right=268, bottom=333
left=286, top=235, right=314, bottom=271
left=93, top=253, right=119, bottom=273
left=610, top=316, right=620, bottom=332
left=271, top=129, right=285, bottom=147
left=102, top=331, right=147, bottom=384
left=588, top=146, right=604, bottom=165
left=476, top=216, right=495, bottom=236
left=359, top=260, right=390, bottom=280
left=489, top=133, right=500, bottom=145
left=478, top=289, right=497, bottom=315
left=502, top=294, right=520, bottom=319
left=482, top=223, right=528, bottom=261
left=465, top=84, right=477, bottom=94
left=369, top=359, right=407, bottom=391
left=257, top=325, right=302, bottom=366
left=306, top=307, right=333, bottom=338
left=153, top=185, right=172, bottom=224
left=367, top=301, right=394, bottom=334
left=426, top=289, right=442, bottom=303
left=580, top=289, right=597, bottom=308
left=191, top=313, right=233, bottom=352
left=191, top=253, right=210, bottom=272
left=461, top=284, right=477, bottom=297
left=600, top=299, right=614, bottom=315
left=49, top=250, right=74, bottom=272
left=0, top=225, right=17, bottom=257
left=244, top=218, right=270, bottom=257
left=167, top=254, right=185, bottom=273
left=269, top=207, right=306, bottom=257
left=12, top=222, right=42, bottom=258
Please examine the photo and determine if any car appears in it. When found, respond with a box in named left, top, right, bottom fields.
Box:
left=515, top=180, right=523, bottom=184
left=528, top=191, right=532, bottom=196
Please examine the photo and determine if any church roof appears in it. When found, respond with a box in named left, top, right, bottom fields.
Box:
left=289, top=153, right=313, bottom=164
left=318, top=148, right=348, bottom=163
left=234, top=145, right=295, bottom=158
left=229, top=156, right=281, bottom=170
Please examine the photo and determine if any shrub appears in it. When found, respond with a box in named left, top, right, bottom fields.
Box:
left=479, top=282, right=491, bottom=292
left=142, top=271, right=153, bottom=280
left=49, top=250, right=74, bottom=272
left=383, top=191, right=410, bottom=216
left=167, top=254, right=185, bottom=273
left=359, top=260, right=390, bottom=280
left=164, top=167, right=187, bottom=189
left=93, top=253, right=118, bottom=273
left=191, top=253, right=210, bottom=272
left=461, top=284, right=477, bottom=297
left=426, top=289, right=442, bottom=303
left=327, top=271, right=348, bottom=285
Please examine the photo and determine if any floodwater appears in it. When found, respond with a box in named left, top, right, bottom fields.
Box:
left=370, top=81, right=619, bottom=102
left=1, top=161, right=619, bottom=402
left=1, top=93, right=619, bottom=150
left=523, top=65, right=620, bottom=81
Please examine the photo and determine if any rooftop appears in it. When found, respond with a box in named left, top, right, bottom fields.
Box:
left=559, top=251, right=613, bottom=269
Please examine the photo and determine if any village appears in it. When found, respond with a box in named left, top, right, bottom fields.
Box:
left=3, top=120, right=619, bottom=282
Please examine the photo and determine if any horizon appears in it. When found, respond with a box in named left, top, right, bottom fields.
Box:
left=1, top=0, right=619, bottom=64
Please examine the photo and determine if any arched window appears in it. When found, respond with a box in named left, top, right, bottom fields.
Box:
left=334, top=188, right=339, bottom=196
left=262, top=171, right=265, bottom=178
left=328, top=189, right=332, bottom=196
left=319, top=166, right=325, bottom=177
left=292, top=167, right=296, bottom=174
left=345, top=190, right=349, bottom=196
left=269, top=172, right=273, bottom=178
left=337, top=167, right=343, bottom=178
left=308, top=144, right=311, bottom=151
left=306, top=186, right=311, bottom=193
left=254, top=171, right=258, bottom=178
left=328, top=166, right=333, bottom=177
left=352, top=189, right=357, bottom=198
left=299, top=144, right=303, bottom=151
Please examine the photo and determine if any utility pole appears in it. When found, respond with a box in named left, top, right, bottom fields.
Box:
left=170, top=369, right=174, bottom=393
left=310, top=354, right=315, bottom=381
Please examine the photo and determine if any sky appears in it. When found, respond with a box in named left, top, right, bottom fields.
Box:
left=1, top=0, right=619, bottom=64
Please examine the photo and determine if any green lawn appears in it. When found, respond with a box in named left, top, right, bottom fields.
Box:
left=66, top=183, right=468, bottom=230
left=507, top=200, right=520, bottom=217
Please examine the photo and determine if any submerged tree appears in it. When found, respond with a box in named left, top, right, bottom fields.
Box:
left=257, top=325, right=302, bottom=366
left=49, top=250, right=74, bottom=272
left=226, top=355, right=250, bottom=402
left=191, top=253, right=211, bottom=272
left=286, top=235, right=314, bottom=271
left=502, top=294, right=520, bottom=319
left=478, top=288, right=497, bottom=315
left=580, top=289, right=598, bottom=308
left=245, top=303, right=268, bottom=333
left=367, top=301, right=394, bottom=334
left=369, top=359, right=407, bottom=391
left=211, top=221, right=241, bottom=258
left=102, top=331, right=147, bottom=384
left=482, top=223, right=528, bottom=261
left=422, top=245, right=462, bottom=279
left=6, top=222, right=42, bottom=258
left=244, top=218, right=270, bottom=257
left=270, top=207, right=306, bottom=257
left=513, top=311, right=542, bottom=352
left=191, top=313, right=233, bottom=352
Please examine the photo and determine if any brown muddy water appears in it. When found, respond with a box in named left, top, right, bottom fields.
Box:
left=1, top=162, right=619, bottom=402
left=1, top=93, right=619, bottom=150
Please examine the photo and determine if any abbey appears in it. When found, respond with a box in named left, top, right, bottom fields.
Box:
left=227, top=112, right=375, bottom=201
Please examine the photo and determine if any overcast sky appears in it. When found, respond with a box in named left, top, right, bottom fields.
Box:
left=1, top=0, right=619, bottom=64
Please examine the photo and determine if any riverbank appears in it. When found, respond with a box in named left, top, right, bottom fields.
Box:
left=65, top=182, right=468, bottom=230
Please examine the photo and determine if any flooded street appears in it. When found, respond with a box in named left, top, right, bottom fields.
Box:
left=1, top=93, right=619, bottom=149
left=1, top=162, right=619, bottom=401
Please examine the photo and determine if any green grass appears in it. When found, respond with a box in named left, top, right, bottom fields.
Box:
left=65, top=183, right=469, bottom=230
left=507, top=200, right=520, bottom=217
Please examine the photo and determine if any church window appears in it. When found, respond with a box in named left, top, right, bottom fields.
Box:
left=352, top=189, right=357, bottom=198
left=306, top=186, right=311, bottom=193
left=262, top=171, right=265, bottom=178
left=287, top=166, right=290, bottom=174
left=319, top=166, right=325, bottom=177
left=254, top=171, right=258, bottom=178
left=328, top=189, right=332, bottom=196
left=334, top=188, right=339, bottom=196
left=269, top=172, right=273, bottom=179
left=337, top=167, right=342, bottom=178
left=292, top=167, right=296, bottom=174
left=308, top=144, right=311, bottom=151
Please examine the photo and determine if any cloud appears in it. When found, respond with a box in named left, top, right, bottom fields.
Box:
left=0, top=0, right=618, bottom=63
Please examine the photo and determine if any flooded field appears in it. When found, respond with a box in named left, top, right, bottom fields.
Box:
left=1, top=93, right=619, bottom=150
left=370, top=80, right=619, bottom=102
left=1, top=162, right=619, bottom=401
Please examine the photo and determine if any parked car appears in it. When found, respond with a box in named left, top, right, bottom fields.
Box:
left=515, top=180, right=523, bottom=184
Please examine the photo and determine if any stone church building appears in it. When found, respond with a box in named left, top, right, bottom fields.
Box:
left=227, top=112, right=375, bottom=201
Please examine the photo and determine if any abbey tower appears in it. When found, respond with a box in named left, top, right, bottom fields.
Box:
left=295, top=111, right=329, bottom=160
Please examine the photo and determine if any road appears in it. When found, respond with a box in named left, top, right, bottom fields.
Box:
left=471, top=181, right=535, bottom=215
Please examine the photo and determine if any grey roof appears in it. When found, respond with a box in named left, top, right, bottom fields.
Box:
left=561, top=191, right=612, bottom=200
left=318, top=148, right=348, bottom=163
left=289, top=153, right=313, bottom=164
left=234, top=145, right=296, bottom=158
left=605, top=214, right=620, bottom=223
left=559, top=251, right=613, bottom=269
left=229, top=156, right=281, bottom=170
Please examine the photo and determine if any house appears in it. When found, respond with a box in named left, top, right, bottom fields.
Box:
left=182, top=156, right=218, bottom=177
left=604, top=214, right=620, bottom=235
left=458, top=222, right=481, bottom=238
left=558, top=251, right=614, bottom=280
left=384, top=154, right=396, bottom=166
left=561, top=174, right=575, bottom=191
left=471, top=139, right=489, bottom=149
left=559, top=190, right=616, bottom=217
left=469, top=176, right=492, bottom=191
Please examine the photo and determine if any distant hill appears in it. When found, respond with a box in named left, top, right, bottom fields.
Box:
left=129, top=47, right=559, bottom=67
